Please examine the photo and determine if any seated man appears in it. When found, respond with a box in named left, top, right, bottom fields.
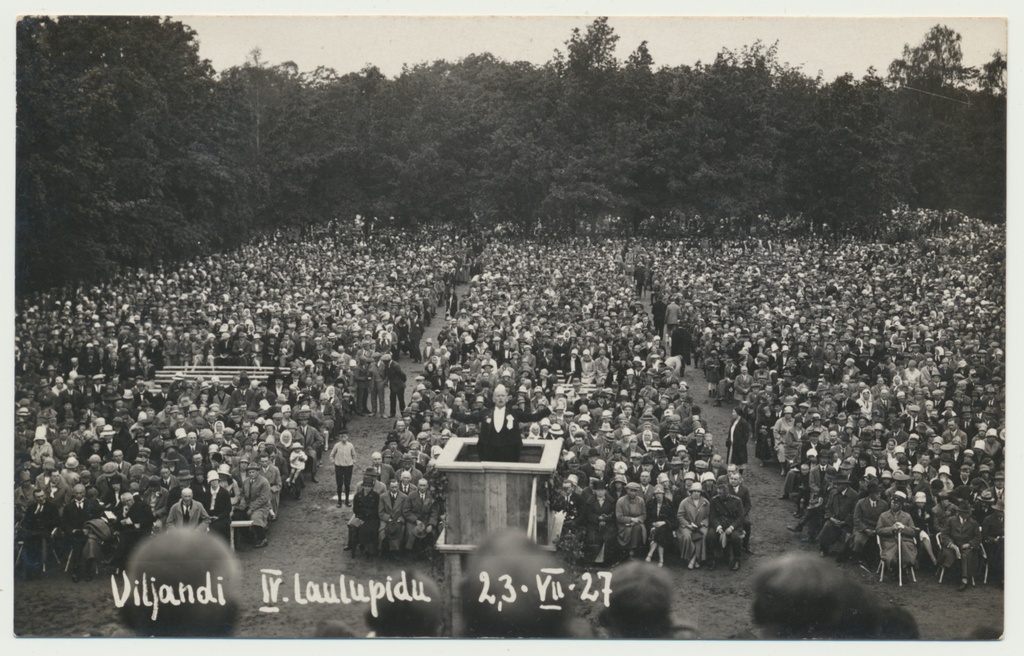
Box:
left=816, top=474, right=857, bottom=559
left=938, top=500, right=982, bottom=591
left=236, top=462, right=272, bottom=548
left=378, top=479, right=407, bottom=557
left=19, top=489, right=60, bottom=579
left=166, top=487, right=211, bottom=530
left=112, top=491, right=156, bottom=573
left=403, top=478, right=439, bottom=555
left=981, top=499, right=1004, bottom=587
left=875, top=491, right=917, bottom=578
left=709, top=481, right=745, bottom=571
left=850, top=481, right=888, bottom=564
left=62, top=483, right=102, bottom=582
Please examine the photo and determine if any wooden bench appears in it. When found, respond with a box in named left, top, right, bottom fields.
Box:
left=152, top=365, right=278, bottom=386
left=229, top=520, right=254, bottom=551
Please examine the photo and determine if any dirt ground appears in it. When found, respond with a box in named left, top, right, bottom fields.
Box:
left=13, top=288, right=1003, bottom=639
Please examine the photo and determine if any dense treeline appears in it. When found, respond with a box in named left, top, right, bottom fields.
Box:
left=16, top=16, right=1006, bottom=292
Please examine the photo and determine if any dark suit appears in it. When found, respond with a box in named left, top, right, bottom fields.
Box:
left=583, top=493, right=617, bottom=561
left=112, top=499, right=155, bottom=569
left=403, top=492, right=440, bottom=550
left=20, top=499, right=61, bottom=575
left=451, top=404, right=551, bottom=462
left=62, top=498, right=102, bottom=577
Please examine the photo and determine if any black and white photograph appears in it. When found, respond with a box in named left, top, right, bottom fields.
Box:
left=6, top=0, right=1017, bottom=645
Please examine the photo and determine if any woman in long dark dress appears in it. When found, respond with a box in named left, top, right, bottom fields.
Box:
left=644, top=485, right=676, bottom=566
left=754, top=395, right=777, bottom=466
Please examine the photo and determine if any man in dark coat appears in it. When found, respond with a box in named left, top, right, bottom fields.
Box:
left=62, top=483, right=102, bottom=581
left=709, top=481, right=746, bottom=571
left=20, top=489, right=61, bottom=579
left=817, top=474, right=858, bottom=559
left=450, top=384, right=551, bottom=462
left=112, top=491, right=156, bottom=572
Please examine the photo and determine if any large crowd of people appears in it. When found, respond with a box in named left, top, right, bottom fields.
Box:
left=14, top=211, right=1005, bottom=635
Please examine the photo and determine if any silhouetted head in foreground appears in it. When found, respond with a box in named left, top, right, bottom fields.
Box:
left=599, top=560, right=698, bottom=639
left=459, top=530, right=590, bottom=638
left=119, top=528, right=241, bottom=637
left=751, top=553, right=918, bottom=639
left=365, top=568, right=442, bottom=637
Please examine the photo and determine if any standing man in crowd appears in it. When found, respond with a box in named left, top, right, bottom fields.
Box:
left=383, top=353, right=406, bottom=418
left=329, top=430, right=356, bottom=507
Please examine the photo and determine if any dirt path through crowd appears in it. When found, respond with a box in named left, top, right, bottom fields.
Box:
left=13, top=283, right=1002, bottom=638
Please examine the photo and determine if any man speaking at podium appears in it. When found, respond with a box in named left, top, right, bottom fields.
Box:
left=450, top=384, right=551, bottom=462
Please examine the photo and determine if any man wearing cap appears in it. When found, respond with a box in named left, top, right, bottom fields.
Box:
left=850, top=481, right=889, bottom=562
left=450, top=383, right=551, bottom=463
left=981, top=499, right=1004, bottom=587
left=875, top=491, right=917, bottom=577
left=817, top=474, right=858, bottom=559
left=709, top=481, right=746, bottom=571
left=938, top=500, right=982, bottom=591
left=237, top=462, right=272, bottom=548
left=36, top=458, right=70, bottom=510
left=51, top=427, right=82, bottom=464
left=583, top=480, right=617, bottom=563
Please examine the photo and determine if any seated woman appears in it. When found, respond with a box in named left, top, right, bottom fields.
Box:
left=676, top=482, right=709, bottom=569
left=615, top=482, right=647, bottom=561
left=644, top=484, right=675, bottom=567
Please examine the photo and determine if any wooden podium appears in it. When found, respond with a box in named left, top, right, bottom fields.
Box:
left=432, top=437, right=564, bottom=632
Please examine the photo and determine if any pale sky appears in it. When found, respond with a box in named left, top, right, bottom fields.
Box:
left=177, top=15, right=1007, bottom=82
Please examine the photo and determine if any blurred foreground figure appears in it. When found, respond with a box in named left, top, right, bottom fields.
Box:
left=599, top=561, right=698, bottom=639
left=750, top=553, right=918, bottom=639
left=119, top=528, right=241, bottom=637
left=365, top=568, right=442, bottom=637
left=459, top=530, right=591, bottom=638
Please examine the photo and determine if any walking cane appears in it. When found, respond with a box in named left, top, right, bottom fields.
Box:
left=897, top=530, right=904, bottom=587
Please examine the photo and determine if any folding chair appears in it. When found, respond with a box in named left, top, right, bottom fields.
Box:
left=15, top=528, right=62, bottom=573
left=876, top=534, right=916, bottom=585
left=936, top=532, right=978, bottom=586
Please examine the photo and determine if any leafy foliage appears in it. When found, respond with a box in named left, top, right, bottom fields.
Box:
left=17, top=17, right=1006, bottom=292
